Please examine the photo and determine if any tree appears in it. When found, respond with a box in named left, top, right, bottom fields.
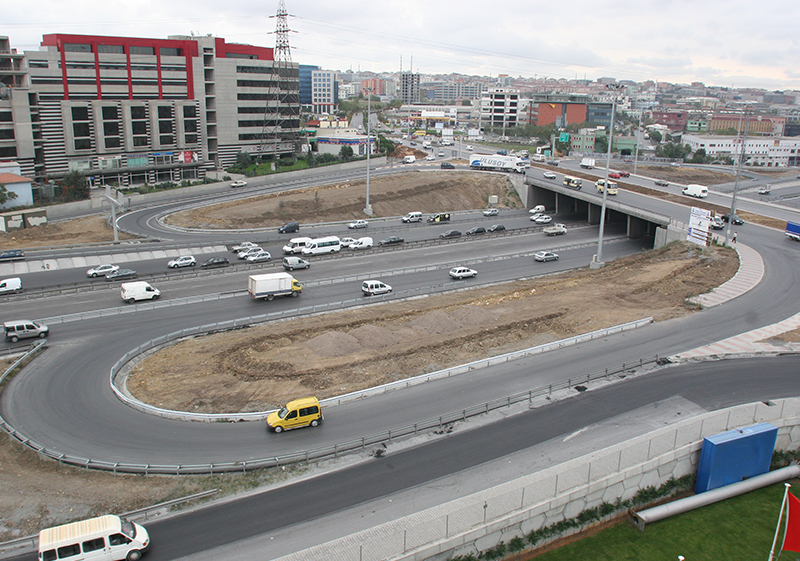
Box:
left=595, top=136, right=608, bottom=154
left=656, top=142, right=691, bottom=160
left=649, top=130, right=662, bottom=144
left=339, top=145, right=354, bottom=161
left=235, top=151, right=253, bottom=168
left=0, top=184, right=18, bottom=206
left=60, top=170, right=90, bottom=201
left=690, top=148, right=707, bottom=164
left=461, top=99, right=472, bottom=106
left=377, top=134, right=395, bottom=154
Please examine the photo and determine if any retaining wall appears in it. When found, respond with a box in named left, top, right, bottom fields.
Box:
left=273, top=398, right=800, bottom=561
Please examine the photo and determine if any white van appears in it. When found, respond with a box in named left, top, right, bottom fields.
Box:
left=362, top=279, right=392, bottom=296
left=528, top=205, right=546, bottom=215
left=39, top=514, right=150, bottom=561
left=301, top=236, right=341, bottom=256
left=0, top=277, right=22, bottom=294
left=351, top=237, right=373, bottom=250
left=120, top=281, right=161, bottom=304
left=683, top=184, right=709, bottom=198
left=403, top=155, right=416, bottom=164
left=282, top=237, right=313, bottom=255
left=4, top=320, right=48, bottom=342
left=401, top=211, right=423, bottom=223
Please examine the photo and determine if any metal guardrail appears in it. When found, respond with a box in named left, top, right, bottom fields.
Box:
left=0, top=310, right=654, bottom=476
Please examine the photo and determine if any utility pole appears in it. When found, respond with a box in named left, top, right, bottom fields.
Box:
left=364, top=87, right=373, bottom=215
left=725, top=104, right=751, bottom=246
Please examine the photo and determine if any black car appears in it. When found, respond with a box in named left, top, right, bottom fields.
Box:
left=722, top=214, right=744, bottom=225
left=0, top=249, right=25, bottom=262
left=278, top=221, right=299, bottom=234
left=488, top=224, right=506, bottom=233
left=440, top=162, right=455, bottom=169
left=440, top=230, right=461, bottom=239
left=104, top=268, right=137, bottom=281
left=201, top=257, right=230, bottom=269
left=546, top=160, right=559, bottom=166
left=379, top=236, right=404, bottom=246
left=466, top=227, right=486, bottom=235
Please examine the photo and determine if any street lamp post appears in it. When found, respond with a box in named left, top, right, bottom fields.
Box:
left=633, top=106, right=643, bottom=175
left=591, top=84, right=623, bottom=269
left=724, top=104, right=751, bottom=246
left=364, top=89, right=373, bottom=216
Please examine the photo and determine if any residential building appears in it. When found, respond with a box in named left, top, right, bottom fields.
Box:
left=310, top=69, right=337, bottom=115
left=480, top=88, right=518, bottom=131
left=6, top=33, right=301, bottom=187
left=400, top=72, right=420, bottom=104
left=683, top=134, right=800, bottom=167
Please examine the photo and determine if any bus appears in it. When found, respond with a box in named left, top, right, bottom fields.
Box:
left=301, top=236, right=341, bottom=256
left=563, top=176, right=583, bottom=190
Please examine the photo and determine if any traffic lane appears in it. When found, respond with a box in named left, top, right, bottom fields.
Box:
left=127, top=356, right=800, bottom=561
left=0, top=241, right=647, bottom=464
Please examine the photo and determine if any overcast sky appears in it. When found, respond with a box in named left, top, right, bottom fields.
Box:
left=6, top=0, right=800, bottom=91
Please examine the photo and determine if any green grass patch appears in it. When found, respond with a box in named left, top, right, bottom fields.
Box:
left=533, top=482, right=794, bottom=561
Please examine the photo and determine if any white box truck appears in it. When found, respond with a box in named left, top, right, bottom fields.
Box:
left=248, top=272, right=302, bottom=301
left=580, top=158, right=596, bottom=169
left=682, top=184, right=708, bottom=198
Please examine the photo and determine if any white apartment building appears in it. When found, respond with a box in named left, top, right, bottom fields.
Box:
left=683, top=134, right=800, bottom=167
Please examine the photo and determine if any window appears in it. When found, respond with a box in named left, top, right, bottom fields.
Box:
left=102, top=106, right=118, bottom=120
left=133, top=137, right=148, bottom=147
left=105, top=137, right=121, bottom=148
left=72, top=106, right=89, bottom=121
left=74, top=138, right=92, bottom=150
left=160, top=135, right=174, bottom=145
left=109, top=533, right=131, bottom=546
left=64, top=43, right=92, bottom=53
left=73, top=123, right=90, bottom=137
left=158, top=106, right=171, bottom=119
left=42, top=550, right=57, bottom=561
left=184, top=134, right=198, bottom=144
left=82, top=537, right=105, bottom=552
left=130, top=106, right=147, bottom=119
left=160, top=47, right=182, bottom=57
left=104, top=122, right=119, bottom=136
left=0, top=129, right=14, bottom=140
left=128, top=155, right=148, bottom=167
left=0, top=112, right=12, bottom=122
left=129, top=46, right=155, bottom=56
left=184, top=120, right=196, bottom=132
left=286, top=410, right=297, bottom=419
left=132, top=122, right=147, bottom=135
left=158, top=121, right=172, bottom=134
left=98, top=44, right=124, bottom=54
left=56, top=543, right=81, bottom=557
left=183, top=105, right=196, bottom=118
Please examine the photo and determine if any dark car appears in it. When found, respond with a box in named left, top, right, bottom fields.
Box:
left=546, top=160, right=559, bottom=166
left=722, top=213, right=744, bottom=225
left=488, top=224, right=506, bottom=233
left=466, top=227, right=486, bottom=236
left=439, top=230, right=461, bottom=239
left=201, top=257, right=230, bottom=269
left=440, top=162, right=455, bottom=169
left=278, top=221, right=299, bottom=234
left=104, top=268, right=137, bottom=281
left=0, top=249, right=25, bottom=262
left=379, top=236, right=405, bottom=246
left=619, top=171, right=631, bottom=177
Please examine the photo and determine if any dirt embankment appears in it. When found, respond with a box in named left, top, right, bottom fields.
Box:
left=129, top=243, right=739, bottom=414
left=164, top=171, right=521, bottom=229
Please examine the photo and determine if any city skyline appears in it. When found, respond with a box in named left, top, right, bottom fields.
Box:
left=5, top=0, right=800, bottom=91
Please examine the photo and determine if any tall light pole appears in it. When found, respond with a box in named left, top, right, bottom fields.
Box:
left=633, top=103, right=643, bottom=175
left=591, top=84, right=624, bottom=269
left=725, top=104, right=751, bottom=246
left=364, top=88, right=373, bottom=216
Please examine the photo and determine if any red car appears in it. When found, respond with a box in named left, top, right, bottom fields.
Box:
left=608, top=172, right=622, bottom=179
left=618, top=171, right=630, bottom=177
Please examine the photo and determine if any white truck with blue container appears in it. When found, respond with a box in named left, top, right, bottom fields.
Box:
left=785, top=221, right=800, bottom=242
left=469, top=155, right=527, bottom=173
left=248, top=272, right=302, bottom=301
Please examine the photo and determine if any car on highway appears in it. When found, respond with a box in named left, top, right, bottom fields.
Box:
left=440, top=162, right=455, bottom=169
left=230, top=180, right=248, bottom=188
left=348, top=220, right=368, bottom=229
left=105, top=268, right=137, bottom=281
left=362, top=279, right=392, bottom=296
left=723, top=213, right=744, bottom=225
left=654, top=179, right=669, bottom=187
left=546, top=160, right=559, bottom=166
left=465, top=145, right=473, bottom=151
left=438, top=150, right=445, bottom=157
left=3, top=320, right=49, bottom=343
left=449, top=267, right=477, bottom=279
left=710, top=216, right=725, bottom=230
left=232, top=241, right=258, bottom=253
left=618, top=171, right=630, bottom=177
left=87, top=264, right=119, bottom=278
left=543, top=171, right=557, bottom=179
left=0, top=249, right=25, bottom=262
left=409, top=141, right=417, bottom=146
left=167, top=255, right=196, bottom=268
left=237, top=247, right=263, bottom=259
left=0, top=277, right=22, bottom=294
left=425, top=154, right=436, bottom=161
left=608, top=172, right=623, bottom=179
left=340, top=237, right=357, bottom=248
left=283, top=256, right=310, bottom=271
left=758, top=186, right=771, bottom=195
left=246, top=250, right=272, bottom=263
left=466, top=227, right=486, bottom=235
left=350, top=237, right=373, bottom=250
left=483, top=208, right=499, bottom=216
left=379, top=236, right=404, bottom=246
left=440, top=230, right=461, bottom=239
left=488, top=224, right=506, bottom=233
left=266, top=396, right=322, bottom=433
left=534, top=251, right=559, bottom=262
left=533, top=215, right=553, bottom=224
left=201, top=257, right=230, bottom=268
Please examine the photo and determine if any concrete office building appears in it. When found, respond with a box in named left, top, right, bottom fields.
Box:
left=480, top=88, right=518, bottom=131
left=6, top=33, right=300, bottom=187
left=683, top=134, right=800, bottom=167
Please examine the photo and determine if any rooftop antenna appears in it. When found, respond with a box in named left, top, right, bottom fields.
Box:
left=259, top=0, right=301, bottom=158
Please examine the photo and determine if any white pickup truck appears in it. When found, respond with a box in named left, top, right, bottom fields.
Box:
left=542, top=223, right=567, bottom=236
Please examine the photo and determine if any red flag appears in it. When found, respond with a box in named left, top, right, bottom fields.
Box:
left=783, top=492, right=800, bottom=552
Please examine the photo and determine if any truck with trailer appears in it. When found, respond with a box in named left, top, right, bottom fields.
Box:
left=580, top=158, right=596, bottom=169
left=469, top=155, right=527, bottom=173
left=248, top=272, right=302, bottom=301
left=786, top=221, right=800, bottom=242
left=543, top=223, right=567, bottom=236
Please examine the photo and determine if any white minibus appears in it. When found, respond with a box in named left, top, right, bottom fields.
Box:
left=39, top=514, right=150, bottom=561
left=301, top=236, right=341, bottom=256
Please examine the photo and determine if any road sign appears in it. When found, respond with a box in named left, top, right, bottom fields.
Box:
left=559, top=132, right=570, bottom=142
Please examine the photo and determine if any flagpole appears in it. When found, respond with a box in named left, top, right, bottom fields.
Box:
left=768, top=483, right=791, bottom=561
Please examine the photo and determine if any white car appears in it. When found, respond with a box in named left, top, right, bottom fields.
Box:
left=87, top=264, right=119, bottom=278
left=230, top=180, right=248, bottom=188
left=465, top=145, right=473, bottom=151
left=543, top=171, right=557, bottom=180
left=483, top=208, right=499, bottom=217
left=351, top=237, right=373, bottom=250
left=449, top=267, right=477, bottom=279
left=340, top=237, right=357, bottom=248
left=425, top=154, right=436, bottom=161
left=348, top=220, right=368, bottom=229
left=232, top=241, right=258, bottom=253
left=237, top=247, right=263, bottom=259
left=362, top=279, right=392, bottom=296
left=167, top=255, right=196, bottom=268
left=533, top=215, right=553, bottom=224
left=246, top=250, right=272, bottom=263
left=438, top=150, right=445, bottom=157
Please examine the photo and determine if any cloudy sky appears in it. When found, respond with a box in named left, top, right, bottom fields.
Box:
left=6, top=0, right=800, bottom=90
